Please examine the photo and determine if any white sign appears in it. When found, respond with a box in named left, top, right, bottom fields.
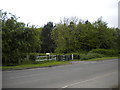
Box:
left=46, top=53, right=50, bottom=55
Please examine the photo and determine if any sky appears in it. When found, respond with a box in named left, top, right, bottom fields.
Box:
left=1, top=0, right=119, bottom=28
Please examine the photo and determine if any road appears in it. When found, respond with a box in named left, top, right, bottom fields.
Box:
left=2, top=59, right=118, bottom=88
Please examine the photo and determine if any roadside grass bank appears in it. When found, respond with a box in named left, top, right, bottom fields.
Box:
left=2, top=61, right=70, bottom=71
left=85, top=57, right=118, bottom=61
left=2, top=56, right=118, bottom=71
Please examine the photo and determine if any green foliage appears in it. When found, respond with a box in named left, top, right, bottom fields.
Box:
left=2, top=61, right=70, bottom=70
left=2, top=11, right=41, bottom=66
left=20, top=59, right=33, bottom=65
left=52, top=17, right=117, bottom=53
left=89, top=49, right=118, bottom=57
left=41, top=22, right=55, bottom=53
left=80, top=53, right=105, bottom=60
left=29, top=53, right=37, bottom=62
left=2, top=10, right=118, bottom=66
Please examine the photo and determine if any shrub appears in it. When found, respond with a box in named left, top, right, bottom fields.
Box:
left=80, top=53, right=105, bottom=60
left=29, top=53, right=37, bottom=62
left=2, top=52, right=27, bottom=66
left=21, top=59, right=33, bottom=64
left=89, top=49, right=118, bottom=57
left=73, top=53, right=80, bottom=60
left=80, top=54, right=87, bottom=60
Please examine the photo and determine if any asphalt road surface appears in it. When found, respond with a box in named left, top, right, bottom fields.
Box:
left=2, top=59, right=118, bottom=88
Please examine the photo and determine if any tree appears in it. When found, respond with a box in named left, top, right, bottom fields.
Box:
left=93, top=17, right=116, bottom=49
left=52, top=17, right=117, bottom=53
left=75, top=21, right=96, bottom=51
left=2, top=11, right=41, bottom=65
left=52, top=20, right=76, bottom=53
left=41, top=22, right=55, bottom=53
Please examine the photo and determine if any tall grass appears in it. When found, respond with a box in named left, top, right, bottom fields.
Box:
left=80, top=53, right=105, bottom=60
left=89, top=49, right=118, bottom=57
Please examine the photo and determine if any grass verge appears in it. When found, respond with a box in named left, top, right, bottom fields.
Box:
left=86, top=57, right=118, bottom=61
left=2, top=61, right=70, bottom=71
left=2, top=57, right=118, bottom=71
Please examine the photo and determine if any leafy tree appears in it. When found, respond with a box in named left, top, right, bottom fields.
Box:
left=52, top=17, right=118, bottom=53
left=52, top=21, right=76, bottom=53
left=75, top=21, right=96, bottom=51
left=2, top=11, right=41, bottom=65
left=93, top=17, right=116, bottom=49
left=2, top=10, right=118, bottom=65
left=41, top=22, right=55, bottom=53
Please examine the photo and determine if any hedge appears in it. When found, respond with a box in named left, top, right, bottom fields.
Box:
left=80, top=53, right=105, bottom=60
left=89, top=49, right=118, bottom=57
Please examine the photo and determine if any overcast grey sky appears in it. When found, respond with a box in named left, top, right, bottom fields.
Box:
left=1, top=0, right=119, bottom=28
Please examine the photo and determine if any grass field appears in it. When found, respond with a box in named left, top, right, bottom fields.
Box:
left=2, top=57, right=118, bottom=71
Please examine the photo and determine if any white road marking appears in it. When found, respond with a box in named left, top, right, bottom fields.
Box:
left=59, top=71, right=117, bottom=89
left=61, top=85, right=68, bottom=88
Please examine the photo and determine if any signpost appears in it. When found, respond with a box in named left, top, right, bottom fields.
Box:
left=46, top=53, right=50, bottom=60
left=72, top=54, right=74, bottom=60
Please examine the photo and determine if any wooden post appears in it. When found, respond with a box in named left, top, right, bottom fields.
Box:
left=72, top=54, right=73, bottom=60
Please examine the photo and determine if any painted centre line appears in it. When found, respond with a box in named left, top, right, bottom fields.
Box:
left=58, top=71, right=117, bottom=89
